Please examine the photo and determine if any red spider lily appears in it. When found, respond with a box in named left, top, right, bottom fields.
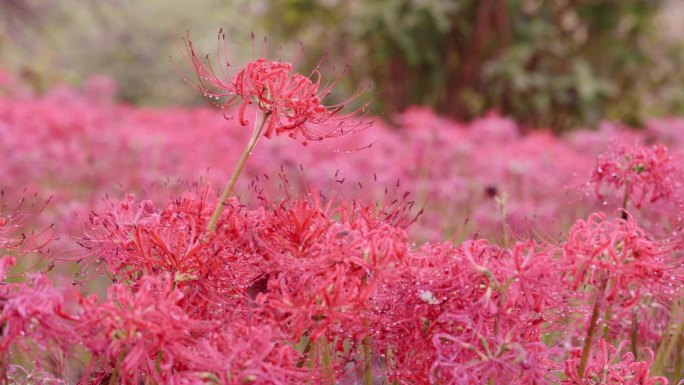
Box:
left=77, top=274, right=218, bottom=385
left=592, top=143, right=680, bottom=209
left=182, top=31, right=372, bottom=143
left=86, top=190, right=262, bottom=311
left=0, top=256, right=77, bottom=350
left=603, top=301, right=673, bottom=350
left=254, top=191, right=413, bottom=342
left=0, top=256, right=79, bottom=383
left=0, top=273, right=77, bottom=353
left=370, top=240, right=564, bottom=384
left=6, top=63, right=684, bottom=384
left=175, top=323, right=305, bottom=385
left=430, top=323, right=557, bottom=385
left=0, top=194, right=55, bottom=253
left=562, top=339, right=668, bottom=385
left=561, top=212, right=681, bottom=307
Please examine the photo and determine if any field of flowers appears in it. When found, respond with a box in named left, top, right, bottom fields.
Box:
left=0, top=35, right=683, bottom=384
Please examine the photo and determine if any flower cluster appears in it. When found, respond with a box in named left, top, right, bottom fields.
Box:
left=77, top=275, right=218, bottom=384
left=592, top=142, right=681, bottom=209
left=1, top=32, right=684, bottom=384
left=7, top=73, right=684, bottom=242
left=358, top=239, right=566, bottom=384
left=0, top=257, right=77, bottom=357
left=562, top=212, right=680, bottom=308
left=563, top=339, right=668, bottom=385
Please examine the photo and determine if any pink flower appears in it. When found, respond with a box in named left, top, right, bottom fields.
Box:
left=0, top=195, right=54, bottom=253
left=370, top=240, right=564, bottom=384
left=182, top=31, right=372, bottom=143
left=255, top=192, right=412, bottom=341
left=424, top=242, right=561, bottom=385
left=430, top=325, right=555, bottom=385
left=0, top=256, right=78, bottom=383
left=0, top=264, right=77, bottom=354
left=592, top=143, right=679, bottom=209
left=0, top=276, right=74, bottom=351
left=179, top=323, right=305, bottom=385
left=561, top=212, right=680, bottom=307
left=562, top=339, right=668, bottom=385
left=86, top=190, right=266, bottom=321
left=77, top=274, right=217, bottom=384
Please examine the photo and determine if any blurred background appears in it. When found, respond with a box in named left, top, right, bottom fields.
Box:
left=1, top=0, right=683, bottom=132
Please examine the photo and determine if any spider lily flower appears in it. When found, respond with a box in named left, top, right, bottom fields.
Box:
left=562, top=339, right=668, bottom=385
left=182, top=31, right=372, bottom=144
left=592, top=143, right=680, bottom=209
left=561, top=212, right=680, bottom=308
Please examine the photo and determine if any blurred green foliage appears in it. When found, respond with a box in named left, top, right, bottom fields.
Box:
left=1, top=0, right=683, bottom=130
left=261, top=0, right=684, bottom=131
left=0, top=0, right=263, bottom=105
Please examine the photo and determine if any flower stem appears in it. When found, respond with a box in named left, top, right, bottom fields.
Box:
left=296, top=336, right=313, bottom=368
left=578, top=280, right=607, bottom=377
left=363, top=333, right=372, bottom=385
left=318, top=336, right=336, bottom=384
left=620, top=185, right=629, bottom=220
left=630, top=309, right=638, bottom=359
left=205, top=111, right=270, bottom=237
left=602, top=305, right=612, bottom=339
left=652, top=301, right=683, bottom=375
left=0, top=347, right=7, bottom=385
left=108, top=369, right=120, bottom=385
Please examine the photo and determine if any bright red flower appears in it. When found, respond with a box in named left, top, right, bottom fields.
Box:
left=0, top=256, right=79, bottom=383
left=562, top=339, right=668, bottom=385
left=370, top=240, right=564, bottom=384
left=561, top=212, right=680, bottom=307
left=183, top=31, right=372, bottom=143
left=0, top=274, right=77, bottom=353
left=255, top=191, right=412, bottom=342
left=178, top=323, right=305, bottom=385
left=77, top=274, right=217, bottom=384
left=86, top=189, right=267, bottom=322
left=592, top=143, right=679, bottom=209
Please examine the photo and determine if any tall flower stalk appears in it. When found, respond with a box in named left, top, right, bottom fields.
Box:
left=181, top=31, right=371, bottom=237
left=205, top=110, right=270, bottom=235
left=578, top=279, right=607, bottom=377
left=561, top=211, right=680, bottom=381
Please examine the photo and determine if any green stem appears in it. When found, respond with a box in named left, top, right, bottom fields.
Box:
left=363, top=333, right=372, bottom=385
left=652, top=301, right=683, bottom=376
left=307, top=339, right=317, bottom=385
left=602, top=305, right=612, bottom=339
left=630, top=309, right=638, bottom=359
left=620, top=185, right=629, bottom=220
left=108, top=369, right=120, bottom=385
left=578, top=280, right=607, bottom=378
left=296, top=336, right=313, bottom=368
left=674, top=337, right=683, bottom=382
left=205, top=111, right=270, bottom=237
left=318, top=336, right=335, bottom=384
left=0, top=347, right=8, bottom=385
left=108, top=349, right=129, bottom=385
